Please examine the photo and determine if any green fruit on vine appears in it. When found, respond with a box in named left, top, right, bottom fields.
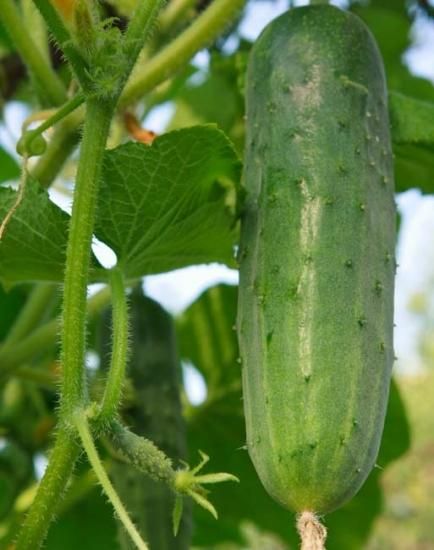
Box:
left=238, top=5, right=395, bottom=517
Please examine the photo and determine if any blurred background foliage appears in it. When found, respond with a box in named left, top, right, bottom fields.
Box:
left=0, top=0, right=434, bottom=548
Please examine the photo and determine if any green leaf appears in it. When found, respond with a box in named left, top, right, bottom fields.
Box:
left=178, top=284, right=410, bottom=548
left=389, top=92, right=434, bottom=192
left=0, top=180, right=70, bottom=285
left=95, top=125, right=241, bottom=279
left=390, top=91, right=434, bottom=145
left=0, top=148, right=20, bottom=183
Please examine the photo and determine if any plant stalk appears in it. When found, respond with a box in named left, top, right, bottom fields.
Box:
left=15, top=429, right=80, bottom=549
left=75, top=412, right=148, bottom=550
left=99, top=268, right=129, bottom=424
left=60, top=99, right=115, bottom=416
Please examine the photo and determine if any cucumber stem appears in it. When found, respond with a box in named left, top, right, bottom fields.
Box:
left=296, top=512, right=327, bottom=550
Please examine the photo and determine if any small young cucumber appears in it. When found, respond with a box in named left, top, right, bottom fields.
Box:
left=238, top=5, right=395, bottom=516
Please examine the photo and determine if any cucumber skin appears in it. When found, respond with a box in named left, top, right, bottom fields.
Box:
left=237, top=6, right=395, bottom=515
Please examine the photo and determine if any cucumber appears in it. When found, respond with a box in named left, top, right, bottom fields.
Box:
left=237, top=5, right=395, bottom=517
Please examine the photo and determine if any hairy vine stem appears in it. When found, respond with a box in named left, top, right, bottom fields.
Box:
left=75, top=412, right=148, bottom=550
left=99, top=268, right=129, bottom=424
left=15, top=429, right=81, bottom=549
left=60, top=98, right=115, bottom=416
left=15, top=1, right=168, bottom=546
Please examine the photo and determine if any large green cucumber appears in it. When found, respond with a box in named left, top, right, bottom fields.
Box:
left=238, top=5, right=395, bottom=516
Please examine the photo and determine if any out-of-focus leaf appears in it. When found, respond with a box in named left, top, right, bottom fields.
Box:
left=0, top=21, right=14, bottom=50
left=168, top=51, right=247, bottom=151
left=177, top=283, right=239, bottom=393
left=326, top=380, right=411, bottom=549
left=377, top=377, right=411, bottom=466
left=389, top=91, right=434, bottom=192
left=0, top=283, right=27, bottom=339
left=44, top=488, right=118, bottom=549
left=0, top=148, right=20, bottom=183
left=95, top=125, right=241, bottom=279
left=390, top=91, right=434, bottom=145
left=0, top=440, right=32, bottom=519
left=354, top=5, right=434, bottom=101
left=178, top=284, right=411, bottom=549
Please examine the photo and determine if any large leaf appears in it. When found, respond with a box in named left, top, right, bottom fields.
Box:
left=0, top=180, right=70, bottom=285
left=95, top=125, right=241, bottom=279
left=178, top=284, right=410, bottom=548
left=0, top=126, right=240, bottom=285
left=0, top=148, right=20, bottom=183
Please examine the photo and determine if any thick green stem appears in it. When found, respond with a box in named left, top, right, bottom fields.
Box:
left=75, top=412, right=148, bottom=550
left=0, top=0, right=66, bottom=106
left=15, top=429, right=81, bottom=549
left=0, top=287, right=110, bottom=375
left=60, top=99, right=115, bottom=416
left=1, top=283, right=56, bottom=349
left=99, top=269, right=129, bottom=424
left=121, top=0, right=247, bottom=107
